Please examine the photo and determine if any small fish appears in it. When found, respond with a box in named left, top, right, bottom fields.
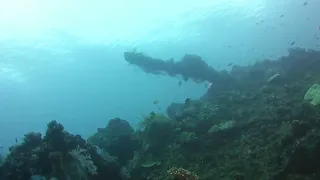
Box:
left=208, top=82, right=213, bottom=88
left=153, top=100, right=159, bottom=105
left=280, top=14, right=284, bottom=18
left=228, top=63, right=233, bottom=66
left=15, top=138, right=18, bottom=143
left=150, top=111, right=156, bottom=117
left=178, top=80, right=182, bottom=86
left=290, top=41, right=295, bottom=46
left=303, top=1, right=307, bottom=6
left=204, top=83, right=208, bottom=88
left=185, top=98, right=190, bottom=105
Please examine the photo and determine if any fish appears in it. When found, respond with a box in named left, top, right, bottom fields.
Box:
left=150, top=111, right=156, bottom=118
left=153, top=100, right=159, bottom=105
left=185, top=98, right=190, bottom=105
left=178, top=80, right=182, bottom=86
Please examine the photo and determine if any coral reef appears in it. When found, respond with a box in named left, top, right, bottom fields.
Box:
left=2, top=47, right=320, bottom=180
left=0, top=120, right=122, bottom=180
left=88, top=118, right=139, bottom=166
left=167, top=167, right=198, bottom=180
left=124, top=48, right=320, bottom=180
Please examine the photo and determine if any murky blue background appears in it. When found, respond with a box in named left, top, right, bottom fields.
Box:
left=0, top=0, right=319, bottom=153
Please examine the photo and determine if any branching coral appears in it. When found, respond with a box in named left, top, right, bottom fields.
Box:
left=167, top=167, right=198, bottom=180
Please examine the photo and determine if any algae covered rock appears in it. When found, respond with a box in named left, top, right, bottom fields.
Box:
left=207, top=120, right=235, bottom=134
left=142, top=114, right=174, bottom=152
left=88, top=118, right=139, bottom=165
left=166, top=102, right=185, bottom=119
left=178, top=132, right=197, bottom=144
left=304, top=84, right=320, bottom=105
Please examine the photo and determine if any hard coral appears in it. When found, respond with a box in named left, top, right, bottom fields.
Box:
left=167, top=167, right=198, bottom=180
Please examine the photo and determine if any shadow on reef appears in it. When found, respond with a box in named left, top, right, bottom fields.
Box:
left=2, top=47, right=320, bottom=180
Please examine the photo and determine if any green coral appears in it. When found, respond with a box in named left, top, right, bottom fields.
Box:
left=304, top=84, right=320, bottom=105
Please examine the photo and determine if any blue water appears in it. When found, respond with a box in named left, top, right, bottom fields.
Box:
left=0, top=0, right=319, bottom=154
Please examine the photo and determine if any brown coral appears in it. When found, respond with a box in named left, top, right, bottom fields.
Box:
left=167, top=167, right=198, bottom=180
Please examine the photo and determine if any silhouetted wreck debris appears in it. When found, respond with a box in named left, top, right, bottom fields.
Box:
left=124, top=48, right=320, bottom=98
left=123, top=51, right=225, bottom=83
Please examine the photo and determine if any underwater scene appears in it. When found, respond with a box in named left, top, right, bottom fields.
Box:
left=1, top=0, right=320, bottom=179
